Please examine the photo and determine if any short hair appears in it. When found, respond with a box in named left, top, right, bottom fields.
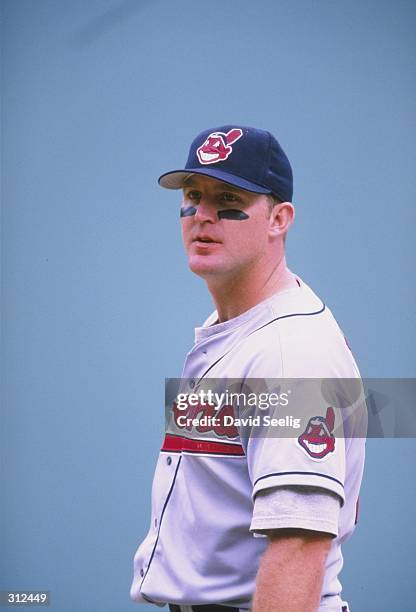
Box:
left=266, top=193, right=284, bottom=215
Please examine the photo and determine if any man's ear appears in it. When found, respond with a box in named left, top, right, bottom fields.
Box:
left=268, top=202, right=295, bottom=238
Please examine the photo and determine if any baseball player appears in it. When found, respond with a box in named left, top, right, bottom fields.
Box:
left=130, top=125, right=366, bottom=611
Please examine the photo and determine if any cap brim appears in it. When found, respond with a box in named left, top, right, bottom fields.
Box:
left=158, top=168, right=272, bottom=195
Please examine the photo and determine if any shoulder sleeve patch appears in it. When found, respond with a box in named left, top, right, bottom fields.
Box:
left=298, top=406, right=336, bottom=460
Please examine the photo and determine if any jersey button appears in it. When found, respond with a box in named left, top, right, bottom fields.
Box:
left=140, top=569, right=144, bottom=577
left=154, top=518, right=158, bottom=528
left=166, top=456, right=172, bottom=465
left=189, top=379, right=195, bottom=389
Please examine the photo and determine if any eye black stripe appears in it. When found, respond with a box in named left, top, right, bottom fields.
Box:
left=180, top=206, right=197, bottom=217
left=218, top=209, right=249, bottom=220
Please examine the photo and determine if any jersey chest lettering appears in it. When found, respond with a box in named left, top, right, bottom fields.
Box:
left=171, top=400, right=239, bottom=439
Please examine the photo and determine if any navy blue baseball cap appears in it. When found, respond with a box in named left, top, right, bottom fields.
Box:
left=158, top=125, right=293, bottom=202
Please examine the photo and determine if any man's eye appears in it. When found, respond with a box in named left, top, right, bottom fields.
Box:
left=186, top=190, right=201, bottom=201
left=220, top=193, right=239, bottom=202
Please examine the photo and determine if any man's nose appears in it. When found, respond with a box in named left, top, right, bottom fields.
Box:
left=194, top=198, right=217, bottom=223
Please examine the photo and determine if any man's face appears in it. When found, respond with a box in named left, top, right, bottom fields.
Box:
left=180, top=175, right=274, bottom=281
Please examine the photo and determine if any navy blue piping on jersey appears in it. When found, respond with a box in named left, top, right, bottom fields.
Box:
left=246, top=302, right=326, bottom=338
left=195, top=302, right=326, bottom=383
left=139, top=456, right=182, bottom=592
left=254, top=470, right=344, bottom=490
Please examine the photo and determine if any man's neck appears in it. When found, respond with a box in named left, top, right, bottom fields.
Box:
left=206, top=257, right=298, bottom=323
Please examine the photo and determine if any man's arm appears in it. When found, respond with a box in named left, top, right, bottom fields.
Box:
left=252, top=528, right=332, bottom=612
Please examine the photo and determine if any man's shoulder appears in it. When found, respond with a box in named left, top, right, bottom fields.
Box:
left=233, top=283, right=359, bottom=379
left=195, top=279, right=359, bottom=379
left=237, top=279, right=338, bottom=351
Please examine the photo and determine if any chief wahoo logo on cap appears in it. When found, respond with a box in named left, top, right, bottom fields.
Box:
left=197, top=128, right=243, bottom=165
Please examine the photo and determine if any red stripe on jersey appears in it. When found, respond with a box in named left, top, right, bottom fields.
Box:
left=161, top=433, right=245, bottom=456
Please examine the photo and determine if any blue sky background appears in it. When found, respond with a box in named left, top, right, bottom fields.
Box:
left=2, top=1, right=415, bottom=610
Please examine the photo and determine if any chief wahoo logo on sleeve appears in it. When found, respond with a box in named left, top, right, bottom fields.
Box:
left=197, top=128, right=243, bottom=164
left=298, top=407, right=336, bottom=459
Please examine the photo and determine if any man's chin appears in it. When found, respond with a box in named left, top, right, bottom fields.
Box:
left=188, top=257, right=224, bottom=278
left=188, top=264, right=217, bottom=278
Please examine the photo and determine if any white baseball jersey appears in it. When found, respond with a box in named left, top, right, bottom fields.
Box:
left=130, top=278, right=366, bottom=610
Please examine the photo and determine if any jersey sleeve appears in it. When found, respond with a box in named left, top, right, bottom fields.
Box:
left=250, top=485, right=341, bottom=536
left=244, top=420, right=346, bottom=504
left=234, top=313, right=365, bottom=505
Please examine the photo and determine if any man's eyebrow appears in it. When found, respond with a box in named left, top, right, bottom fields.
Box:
left=182, top=178, right=245, bottom=193
left=214, top=183, right=242, bottom=192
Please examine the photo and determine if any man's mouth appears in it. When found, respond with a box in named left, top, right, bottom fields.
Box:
left=193, top=236, right=220, bottom=244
